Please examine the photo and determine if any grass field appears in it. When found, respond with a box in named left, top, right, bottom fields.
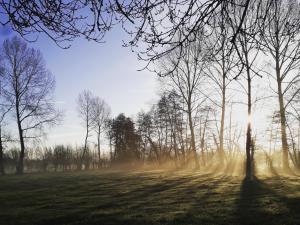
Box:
left=0, top=170, right=300, bottom=225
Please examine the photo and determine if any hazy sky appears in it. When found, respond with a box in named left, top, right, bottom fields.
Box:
left=0, top=25, right=158, bottom=147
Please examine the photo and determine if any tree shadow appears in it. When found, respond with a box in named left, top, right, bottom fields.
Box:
left=236, top=176, right=300, bottom=225
left=2, top=171, right=300, bottom=225
left=89, top=173, right=237, bottom=225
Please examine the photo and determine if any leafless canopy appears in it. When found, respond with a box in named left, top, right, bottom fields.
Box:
left=0, top=0, right=263, bottom=58
left=0, top=36, right=61, bottom=174
left=1, top=36, right=60, bottom=139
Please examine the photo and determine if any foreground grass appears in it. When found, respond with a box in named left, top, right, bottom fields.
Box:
left=0, top=170, right=299, bottom=225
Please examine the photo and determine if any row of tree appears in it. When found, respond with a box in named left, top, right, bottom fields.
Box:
left=0, top=145, right=111, bottom=173
left=151, top=0, right=300, bottom=178
left=74, top=0, right=300, bottom=176
left=1, top=0, right=300, bottom=177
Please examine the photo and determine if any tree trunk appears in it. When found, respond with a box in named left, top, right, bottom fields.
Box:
left=172, top=130, right=179, bottom=167
left=16, top=103, right=25, bottom=175
left=97, top=128, right=101, bottom=168
left=200, top=110, right=209, bottom=166
left=81, top=128, right=89, bottom=170
left=278, top=86, right=290, bottom=170
left=0, top=127, right=5, bottom=175
left=187, top=105, right=199, bottom=169
left=200, top=137, right=205, bottom=166
left=109, top=136, right=113, bottom=162
left=275, top=58, right=290, bottom=171
left=219, top=75, right=226, bottom=165
left=245, top=66, right=253, bottom=179
left=170, top=110, right=178, bottom=167
left=246, top=123, right=252, bottom=178
left=147, top=136, right=161, bottom=165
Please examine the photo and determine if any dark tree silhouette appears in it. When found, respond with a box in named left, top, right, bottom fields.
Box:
left=0, top=36, right=60, bottom=174
left=109, top=114, right=140, bottom=163
left=0, top=1, right=261, bottom=60
left=0, top=0, right=107, bottom=47
left=227, top=1, right=262, bottom=179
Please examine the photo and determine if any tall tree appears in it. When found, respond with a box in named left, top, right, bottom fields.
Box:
left=109, top=114, right=140, bottom=163
left=91, top=97, right=111, bottom=167
left=197, top=105, right=213, bottom=166
left=77, top=90, right=94, bottom=169
left=229, top=0, right=262, bottom=178
left=1, top=36, right=60, bottom=174
left=136, top=111, right=152, bottom=163
left=258, top=0, right=300, bottom=171
left=159, top=34, right=208, bottom=169
left=204, top=8, right=238, bottom=165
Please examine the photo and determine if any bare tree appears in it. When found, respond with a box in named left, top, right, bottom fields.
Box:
left=229, top=0, right=262, bottom=178
left=1, top=1, right=270, bottom=67
left=197, top=105, right=213, bottom=166
left=0, top=36, right=60, bottom=174
left=258, top=0, right=300, bottom=171
left=77, top=90, right=94, bottom=169
left=204, top=9, right=238, bottom=165
left=0, top=0, right=108, bottom=47
left=91, top=97, right=111, bottom=167
left=159, top=34, right=208, bottom=169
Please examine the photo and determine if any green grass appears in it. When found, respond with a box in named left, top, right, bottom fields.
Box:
left=0, top=170, right=299, bottom=225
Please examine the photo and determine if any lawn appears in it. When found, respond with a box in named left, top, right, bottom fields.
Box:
left=0, top=170, right=299, bottom=225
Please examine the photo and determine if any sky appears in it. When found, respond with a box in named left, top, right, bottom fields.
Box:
left=0, top=24, right=279, bottom=152
left=0, top=25, right=158, bottom=148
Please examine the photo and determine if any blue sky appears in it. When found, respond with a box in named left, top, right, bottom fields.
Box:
left=0, top=25, right=158, bottom=147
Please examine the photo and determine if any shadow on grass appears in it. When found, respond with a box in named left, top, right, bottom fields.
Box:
left=1, top=171, right=300, bottom=225
left=236, top=176, right=300, bottom=225
left=92, top=173, right=234, bottom=225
